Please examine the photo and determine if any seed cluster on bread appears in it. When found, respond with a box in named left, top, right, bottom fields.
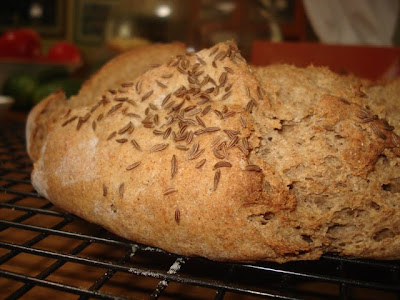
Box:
left=54, top=41, right=264, bottom=190
left=28, top=41, right=400, bottom=262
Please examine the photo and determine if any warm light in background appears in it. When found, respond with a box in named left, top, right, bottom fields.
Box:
left=29, top=2, right=43, bottom=19
left=118, top=21, right=132, bottom=38
left=155, top=4, right=171, bottom=18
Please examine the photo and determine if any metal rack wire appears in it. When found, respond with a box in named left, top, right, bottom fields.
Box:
left=0, top=121, right=399, bottom=300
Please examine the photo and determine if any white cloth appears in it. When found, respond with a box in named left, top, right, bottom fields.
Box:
left=303, top=0, right=399, bottom=45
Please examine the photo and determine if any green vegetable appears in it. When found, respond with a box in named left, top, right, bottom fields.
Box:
left=2, top=74, right=38, bottom=110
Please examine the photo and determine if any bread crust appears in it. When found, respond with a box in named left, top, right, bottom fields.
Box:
left=69, top=42, right=187, bottom=107
left=26, top=91, right=68, bottom=161
left=26, top=42, right=186, bottom=161
left=30, top=42, right=400, bottom=262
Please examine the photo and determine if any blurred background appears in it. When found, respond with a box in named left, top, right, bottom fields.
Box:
left=1, top=0, right=400, bottom=112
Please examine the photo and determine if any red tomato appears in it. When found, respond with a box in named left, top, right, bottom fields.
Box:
left=0, top=28, right=42, bottom=58
left=18, top=28, right=41, bottom=42
left=0, top=38, right=14, bottom=57
left=47, top=41, right=82, bottom=64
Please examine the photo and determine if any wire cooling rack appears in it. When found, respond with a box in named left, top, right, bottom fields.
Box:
left=0, top=121, right=399, bottom=300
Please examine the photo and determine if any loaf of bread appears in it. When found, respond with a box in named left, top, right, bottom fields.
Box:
left=28, top=41, right=400, bottom=262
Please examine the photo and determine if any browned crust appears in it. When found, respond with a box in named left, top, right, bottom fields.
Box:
left=26, top=42, right=187, bottom=161
left=26, top=90, right=67, bottom=161
left=69, top=42, right=187, bottom=107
